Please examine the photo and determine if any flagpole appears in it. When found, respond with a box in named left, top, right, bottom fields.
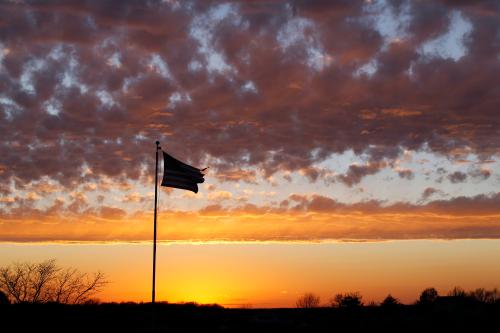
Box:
left=152, top=140, right=160, bottom=304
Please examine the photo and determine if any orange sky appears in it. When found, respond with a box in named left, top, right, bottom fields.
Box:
left=2, top=240, right=499, bottom=308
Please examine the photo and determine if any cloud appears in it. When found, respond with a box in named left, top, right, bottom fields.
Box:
left=214, top=169, right=257, bottom=183
left=0, top=1, right=498, bottom=190
left=397, top=168, right=414, bottom=180
left=0, top=1, right=498, bottom=237
left=284, top=192, right=500, bottom=217
left=299, top=166, right=335, bottom=183
left=2, top=192, right=500, bottom=242
left=99, top=206, right=126, bottom=219
left=421, top=187, right=440, bottom=200
left=122, top=192, right=150, bottom=203
left=337, top=162, right=386, bottom=187
left=207, top=190, right=233, bottom=201
left=469, top=168, right=491, bottom=181
left=448, top=171, right=468, bottom=183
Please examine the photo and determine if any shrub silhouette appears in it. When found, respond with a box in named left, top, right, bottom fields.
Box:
left=0, top=290, right=9, bottom=305
left=0, top=259, right=108, bottom=304
left=296, top=293, right=321, bottom=308
left=418, top=287, right=438, bottom=305
left=331, top=292, right=363, bottom=308
left=381, top=294, right=401, bottom=308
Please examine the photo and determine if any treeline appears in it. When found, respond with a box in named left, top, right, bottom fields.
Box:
left=296, top=287, right=500, bottom=308
left=1, top=259, right=499, bottom=311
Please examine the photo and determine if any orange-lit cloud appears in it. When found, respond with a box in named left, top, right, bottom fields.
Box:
left=2, top=193, right=500, bottom=243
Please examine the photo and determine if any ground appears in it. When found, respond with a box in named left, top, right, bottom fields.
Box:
left=1, top=302, right=499, bottom=332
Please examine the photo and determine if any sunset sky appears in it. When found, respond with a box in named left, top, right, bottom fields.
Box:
left=1, top=0, right=499, bottom=307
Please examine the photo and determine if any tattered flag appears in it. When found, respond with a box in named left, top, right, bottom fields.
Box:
left=160, top=152, right=206, bottom=193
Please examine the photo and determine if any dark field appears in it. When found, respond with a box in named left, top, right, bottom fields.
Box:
left=2, top=301, right=500, bottom=332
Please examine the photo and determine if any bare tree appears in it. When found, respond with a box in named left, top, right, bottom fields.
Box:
left=0, top=259, right=108, bottom=304
left=296, top=292, right=321, bottom=308
left=469, top=288, right=499, bottom=303
left=448, top=286, right=466, bottom=297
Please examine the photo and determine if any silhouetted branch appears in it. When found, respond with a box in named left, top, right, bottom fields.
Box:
left=0, top=260, right=108, bottom=304
left=296, top=293, right=321, bottom=308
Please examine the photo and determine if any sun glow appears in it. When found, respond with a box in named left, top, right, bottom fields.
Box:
left=2, top=240, right=500, bottom=308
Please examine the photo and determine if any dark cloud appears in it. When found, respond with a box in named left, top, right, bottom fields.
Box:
left=448, top=171, right=468, bottom=183
left=397, top=169, right=414, bottom=180
left=284, top=192, right=500, bottom=216
left=337, top=162, right=386, bottom=187
left=421, top=187, right=439, bottom=200
left=0, top=0, right=499, bottom=196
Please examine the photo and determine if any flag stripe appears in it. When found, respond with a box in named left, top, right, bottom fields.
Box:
left=162, top=180, right=198, bottom=193
left=161, top=176, right=197, bottom=188
left=166, top=166, right=204, bottom=178
left=163, top=175, right=204, bottom=185
left=164, top=170, right=204, bottom=183
left=163, top=152, right=201, bottom=174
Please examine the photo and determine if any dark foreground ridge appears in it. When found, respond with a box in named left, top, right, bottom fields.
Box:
left=2, top=301, right=500, bottom=333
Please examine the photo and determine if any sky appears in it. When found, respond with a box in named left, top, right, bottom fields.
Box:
left=3, top=240, right=500, bottom=307
left=0, top=0, right=500, bottom=307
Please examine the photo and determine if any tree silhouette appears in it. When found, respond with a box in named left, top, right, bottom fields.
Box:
left=381, top=294, right=401, bottom=308
left=418, top=287, right=438, bottom=305
left=448, top=286, right=467, bottom=297
left=0, top=259, right=108, bottom=304
left=469, top=288, right=499, bottom=303
left=330, top=292, right=363, bottom=308
left=0, top=290, right=9, bottom=305
left=296, top=293, right=321, bottom=308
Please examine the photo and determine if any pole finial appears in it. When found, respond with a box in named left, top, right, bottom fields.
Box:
left=155, top=140, right=160, bottom=146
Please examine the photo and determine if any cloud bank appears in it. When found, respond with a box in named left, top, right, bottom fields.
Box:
left=1, top=192, right=500, bottom=242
